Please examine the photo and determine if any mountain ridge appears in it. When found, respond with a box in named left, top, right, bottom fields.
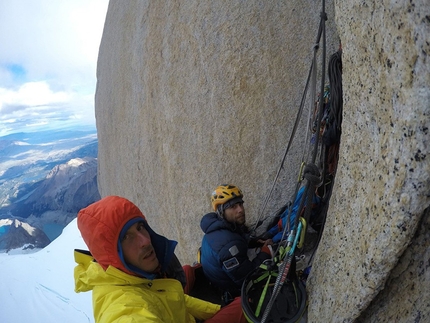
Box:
left=0, top=218, right=50, bottom=252
left=0, top=128, right=100, bottom=253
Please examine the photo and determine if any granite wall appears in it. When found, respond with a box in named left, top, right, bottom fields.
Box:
left=95, top=0, right=339, bottom=263
left=94, top=0, right=429, bottom=321
left=306, top=1, right=430, bottom=321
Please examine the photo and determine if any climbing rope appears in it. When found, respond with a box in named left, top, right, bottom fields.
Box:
left=259, top=1, right=328, bottom=322
left=253, top=2, right=330, bottom=236
left=307, top=48, right=343, bottom=265
left=253, top=61, right=316, bottom=233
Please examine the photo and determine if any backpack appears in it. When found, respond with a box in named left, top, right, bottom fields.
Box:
left=241, top=257, right=307, bottom=323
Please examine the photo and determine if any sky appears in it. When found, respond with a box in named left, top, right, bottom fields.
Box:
left=0, top=218, right=94, bottom=323
left=0, top=0, right=109, bottom=137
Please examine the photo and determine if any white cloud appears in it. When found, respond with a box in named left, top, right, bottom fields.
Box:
left=0, top=81, right=70, bottom=110
left=0, top=0, right=109, bottom=136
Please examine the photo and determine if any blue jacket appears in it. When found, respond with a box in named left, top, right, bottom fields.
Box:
left=200, top=212, right=268, bottom=294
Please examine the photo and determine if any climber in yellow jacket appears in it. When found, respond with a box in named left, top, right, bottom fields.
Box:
left=74, top=195, right=246, bottom=323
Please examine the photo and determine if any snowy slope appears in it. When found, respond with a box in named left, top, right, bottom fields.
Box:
left=0, top=219, right=94, bottom=323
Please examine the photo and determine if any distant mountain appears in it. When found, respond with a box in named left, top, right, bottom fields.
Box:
left=8, top=157, right=100, bottom=217
left=0, top=157, right=100, bottom=252
left=0, top=219, right=50, bottom=252
left=0, top=128, right=100, bottom=252
left=0, top=128, right=98, bottom=209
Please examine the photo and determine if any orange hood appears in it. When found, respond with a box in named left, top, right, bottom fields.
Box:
left=77, top=195, right=146, bottom=275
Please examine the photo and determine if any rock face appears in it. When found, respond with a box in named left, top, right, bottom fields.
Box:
left=306, top=1, right=430, bottom=322
left=96, top=0, right=339, bottom=261
left=95, top=0, right=429, bottom=321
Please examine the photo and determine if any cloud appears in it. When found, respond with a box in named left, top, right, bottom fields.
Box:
left=0, top=0, right=109, bottom=136
left=0, top=81, right=89, bottom=136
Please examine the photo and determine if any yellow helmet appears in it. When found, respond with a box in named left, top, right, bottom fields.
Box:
left=211, top=184, right=243, bottom=211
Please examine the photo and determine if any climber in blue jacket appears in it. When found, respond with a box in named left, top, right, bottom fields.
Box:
left=200, top=184, right=272, bottom=298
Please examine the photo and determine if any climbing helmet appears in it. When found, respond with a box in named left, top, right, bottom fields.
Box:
left=211, top=184, right=243, bottom=211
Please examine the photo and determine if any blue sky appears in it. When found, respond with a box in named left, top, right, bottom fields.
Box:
left=0, top=0, right=109, bottom=137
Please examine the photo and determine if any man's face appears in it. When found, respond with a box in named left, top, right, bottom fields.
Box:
left=223, top=202, right=246, bottom=225
left=120, top=221, right=159, bottom=273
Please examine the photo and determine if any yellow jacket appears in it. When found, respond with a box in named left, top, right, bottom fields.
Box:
left=74, top=250, right=221, bottom=323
